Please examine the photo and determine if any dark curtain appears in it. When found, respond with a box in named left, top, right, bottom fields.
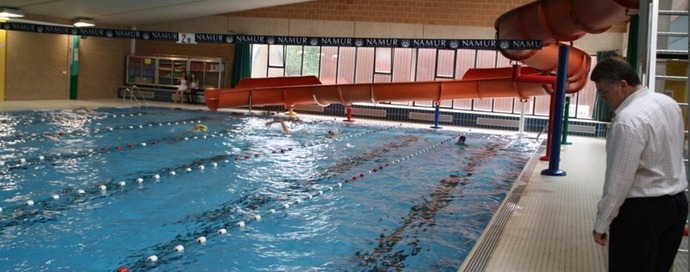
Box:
left=231, top=44, right=251, bottom=87
left=591, top=51, right=618, bottom=121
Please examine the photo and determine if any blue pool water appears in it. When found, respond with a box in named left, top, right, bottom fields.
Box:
left=0, top=107, right=540, bottom=271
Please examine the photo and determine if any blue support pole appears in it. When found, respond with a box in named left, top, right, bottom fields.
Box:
left=541, top=45, right=569, bottom=176
left=430, top=102, right=442, bottom=129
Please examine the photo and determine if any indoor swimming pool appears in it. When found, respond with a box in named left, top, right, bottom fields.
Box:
left=0, top=106, right=540, bottom=271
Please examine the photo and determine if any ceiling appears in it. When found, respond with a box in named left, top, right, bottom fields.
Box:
left=0, top=0, right=313, bottom=27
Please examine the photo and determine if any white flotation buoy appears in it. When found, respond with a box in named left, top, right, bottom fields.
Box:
left=254, top=214, right=262, bottom=220
left=337, top=183, right=342, bottom=187
left=153, top=174, right=160, bottom=180
left=196, top=236, right=206, bottom=244
left=51, top=194, right=60, bottom=200
left=174, top=245, right=184, bottom=252
left=99, top=185, right=107, bottom=191
left=38, top=156, right=44, bottom=161
left=20, top=158, right=26, bottom=164
left=295, top=199, right=302, bottom=204
left=217, top=228, right=227, bottom=234
left=169, top=171, right=176, bottom=176
left=199, top=165, right=205, bottom=170
left=77, top=189, right=85, bottom=194
left=212, top=162, right=218, bottom=167
left=118, top=181, right=126, bottom=187
left=147, top=255, right=158, bottom=262
left=141, top=143, right=147, bottom=147
left=269, top=209, right=276, bottom=214
left=283, top=203, right=290, bottom=209
left=136, top=178, right=144, bottom=183
left=26, top=200, right=34, bottom=206
left=237, top=221, right=246, bottom=228
left=185, top=168, right=192, bottom=172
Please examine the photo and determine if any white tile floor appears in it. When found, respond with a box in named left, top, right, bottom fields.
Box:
left=460, top=136, right=690, bottom=272
left=1, top=99, right=687, bottom=271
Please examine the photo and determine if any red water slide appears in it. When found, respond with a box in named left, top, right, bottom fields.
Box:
left=205, top=0, right=639, bottom=111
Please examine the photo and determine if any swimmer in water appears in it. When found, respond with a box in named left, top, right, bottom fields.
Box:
left=72, top=106, right=98, bottom=116
left=325, top=129, right=339, bottom=139
left=265, top=118, right=290, bottom=134
left=192, top=124, right=208, bottom=132
left=456, top=135, right=467, bottom=146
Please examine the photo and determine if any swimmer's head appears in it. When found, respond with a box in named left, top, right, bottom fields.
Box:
left=458, top=135, right=466, bottom=144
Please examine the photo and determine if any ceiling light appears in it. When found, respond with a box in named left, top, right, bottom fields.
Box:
left=73, top=18, right=95, bottom=27
left=0, top=7, right=24, bottom=18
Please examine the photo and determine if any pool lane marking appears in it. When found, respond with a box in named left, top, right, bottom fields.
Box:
left=0, top=114, right=229, bottom=150
left=0, top=119, right=230, bottom=172
left=120, top=134, right=459, bottom=270
left=0, top=123, right=396, bottom=226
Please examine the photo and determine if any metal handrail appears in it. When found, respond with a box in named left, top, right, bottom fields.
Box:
left=121, top=85, right=148, bottom=108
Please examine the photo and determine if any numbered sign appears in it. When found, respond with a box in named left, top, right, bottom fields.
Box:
left=177, top=33, right=197, bottom=44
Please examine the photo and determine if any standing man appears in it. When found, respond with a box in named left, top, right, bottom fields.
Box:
left=590, top=57, right=688, bottom=271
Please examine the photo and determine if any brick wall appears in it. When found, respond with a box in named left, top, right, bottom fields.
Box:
left=79, top=36, right=130, bottom=99
left=6, top=31, right=69, bottom=100
left=230, top=0, right=627, bottom=32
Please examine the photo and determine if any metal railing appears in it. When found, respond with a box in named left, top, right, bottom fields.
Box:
left=121, top=85, right=148, bottom=108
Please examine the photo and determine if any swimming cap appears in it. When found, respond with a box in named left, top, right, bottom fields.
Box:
left=200, top=124, right=208, bottom=132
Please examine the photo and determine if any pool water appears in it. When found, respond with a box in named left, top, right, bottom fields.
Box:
left=0, top=107, right=540, bottom=271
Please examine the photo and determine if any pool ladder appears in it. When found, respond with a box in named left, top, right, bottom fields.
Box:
left=122, top=85, right=148, bottom=108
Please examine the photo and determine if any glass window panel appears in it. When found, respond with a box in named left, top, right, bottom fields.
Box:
left=439, top=100, right=453, bottom=107
left=453, top=99, right=473, bottom=110
left=572, top=55, right=598, bottom=119
left=456, top=49, right=477, bottom=79
left=251, top=44, right=268, bottom=78
left=374, top=74, right=391, bottom=83
left=356, top=48, right=374, bottom=83
left=473, top=99, right=493, bottom=112
left=436, top=49, right=455, bottom=78
left=320, top=46, right=339, bottom=84
left=416, top=48, right=436, bottom=81
left=268, top=45, right=284, bottom=67
left=414, top=100, right=434, bottom=107
left=534, top=95, right=551, bottom=116
left=285, top=45, right=303, bottom=76
left=375, top=48, right=392, bottom=73
left=393, top=48, right=414, bottom=82
left=301, top=46, right=321, bottom=77
left=268, top=68, right=284, bottom=77
left=475, top=50, right=498, bottom=68
left=493, top=98, right=514, bottom=113
left=337, top=47, right=356, bottom=84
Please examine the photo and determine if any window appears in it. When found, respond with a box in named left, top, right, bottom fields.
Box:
left=249, top=43, right=600, bottom=120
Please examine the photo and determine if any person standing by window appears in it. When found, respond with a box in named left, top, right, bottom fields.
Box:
left=174, top=72, right=188, bottom=104
left=187, top=74, right=200, bottom=104
left=590, top=57, right=688, bottom=272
